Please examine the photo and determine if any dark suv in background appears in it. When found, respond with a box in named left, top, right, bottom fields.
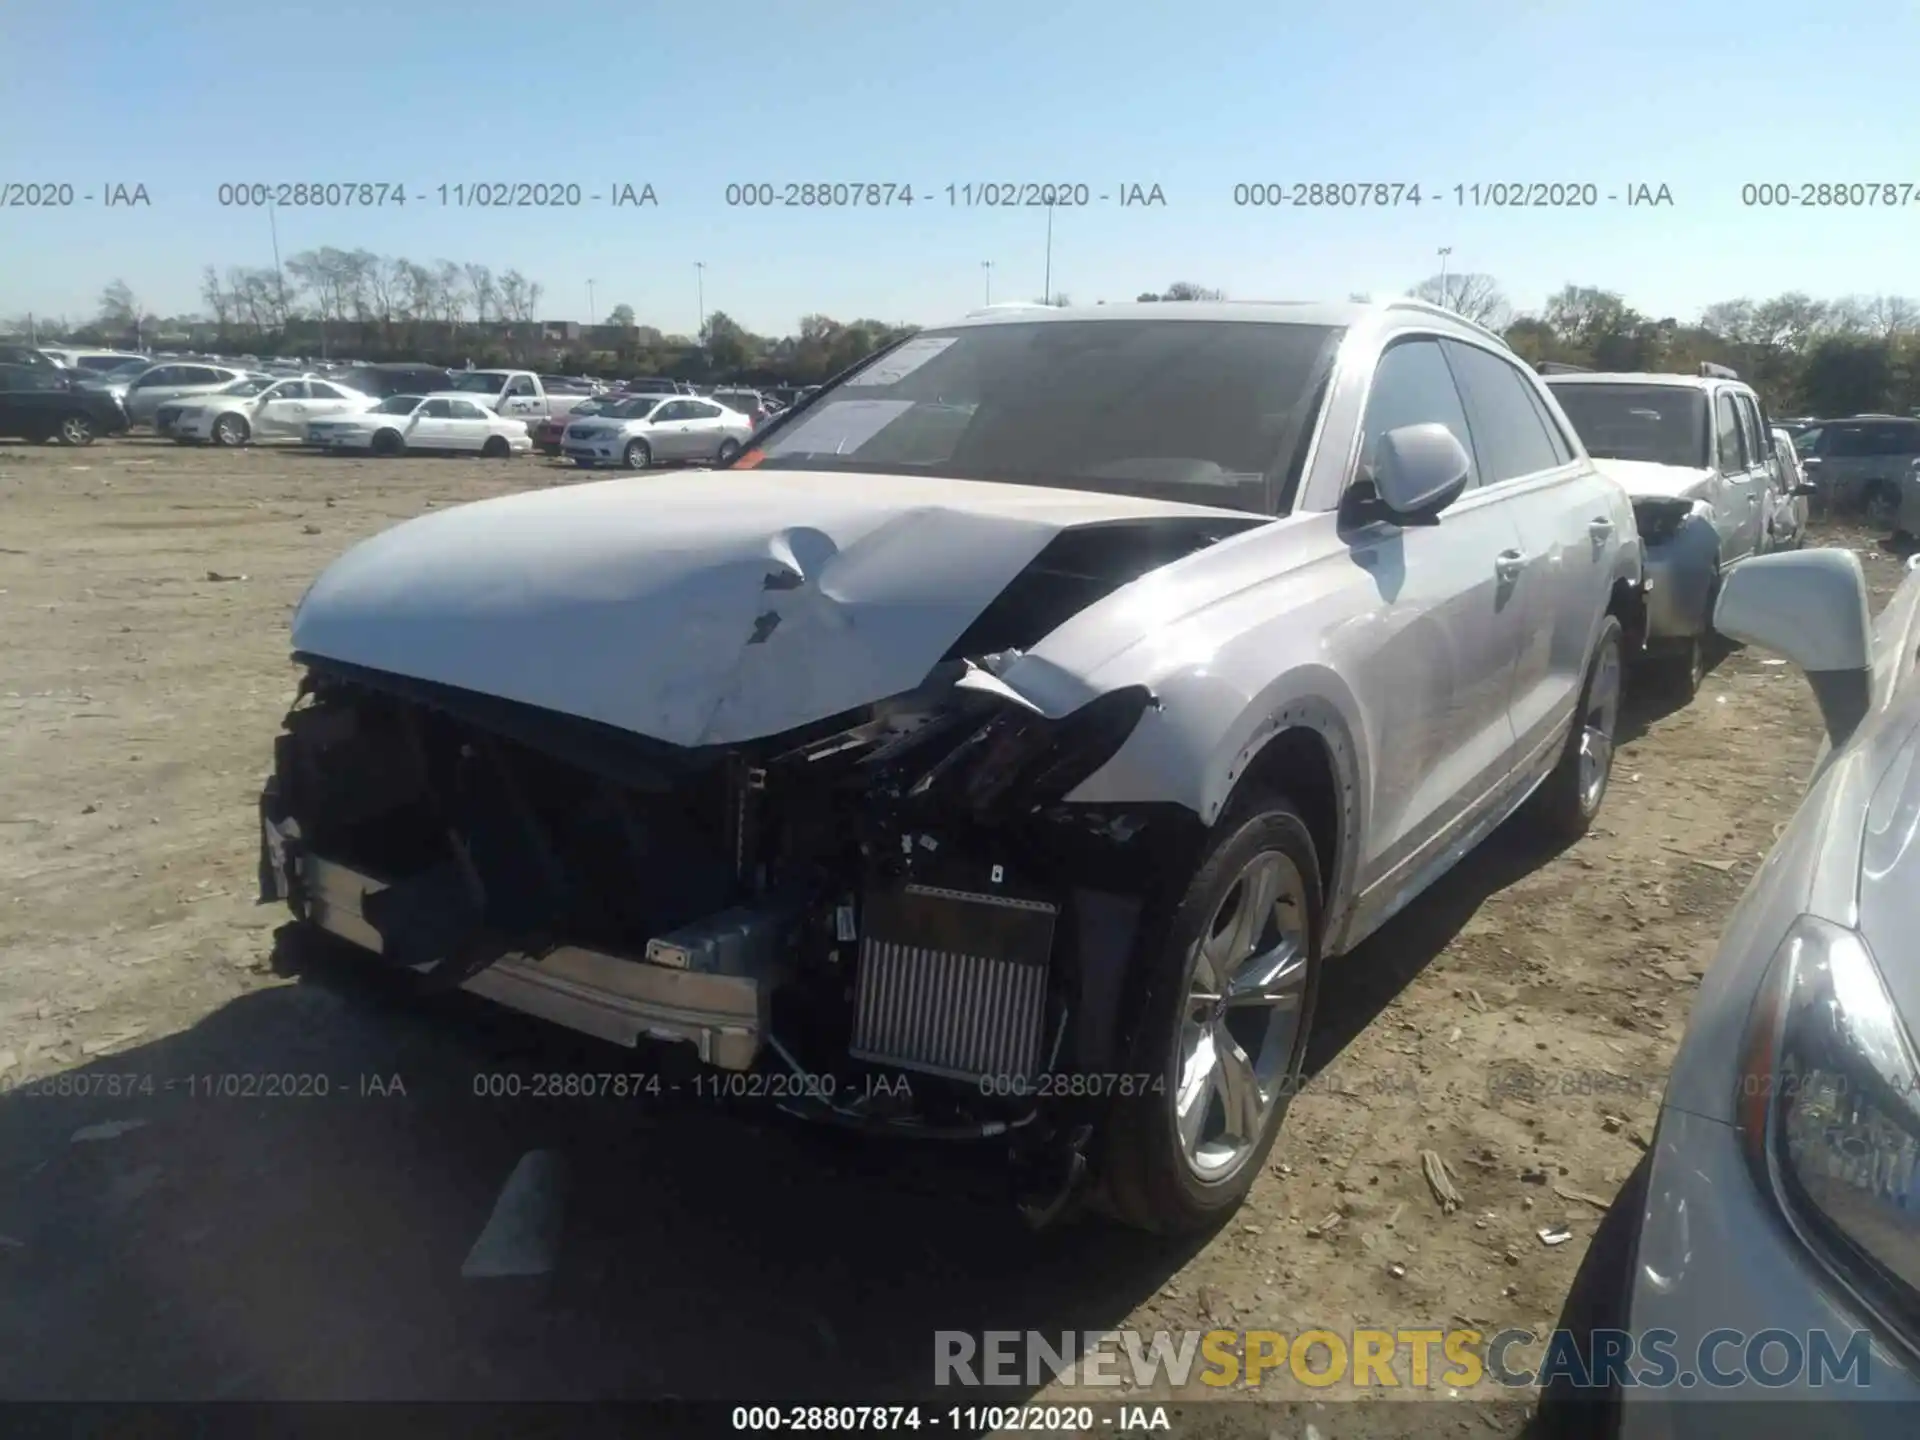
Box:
left=0, top=363, right=131, bottom=444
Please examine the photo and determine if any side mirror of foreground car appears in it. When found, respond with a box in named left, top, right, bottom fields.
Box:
left=1792, top=483, right=1819, bottom=498
left=1346, top=423, right=1474, bottom=528
left=1715, top=548, right=1873, bottom=746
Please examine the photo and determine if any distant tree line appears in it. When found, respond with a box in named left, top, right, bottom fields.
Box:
left=13, top=258, right=1920, bottom=413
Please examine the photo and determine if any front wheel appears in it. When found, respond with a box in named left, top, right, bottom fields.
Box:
left=1097, top=797, right=1324, bottom=1234
left=57, top=414, right=97, bottom=446
left=1528, top=615, right=1624, bottom=843
left=212, top=413, right=249, bottom=447
left=623, top=438, right=652, bottom=469
left=370, top=429, right=405, bottom=457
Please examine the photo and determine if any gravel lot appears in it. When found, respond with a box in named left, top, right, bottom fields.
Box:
left=0, top=438, right=1902, bottom=1425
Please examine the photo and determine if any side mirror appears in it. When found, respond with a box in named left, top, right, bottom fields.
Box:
left=1359, top=423, right=1473, bottom=526
left=1792, top=483, right=1819, bottom=498
left=1715, top=549, right=1873, bottom=745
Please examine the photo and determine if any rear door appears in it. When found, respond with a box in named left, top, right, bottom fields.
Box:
left=253, top=380, right=310, bottom=436
left=1442, top=338, right=1614, bottom=771
left=446, top=399, right=494, bottom=449
left=1729, top=392, right=1770, bottom=557
left=1338, top=335, right=1526, bottom=897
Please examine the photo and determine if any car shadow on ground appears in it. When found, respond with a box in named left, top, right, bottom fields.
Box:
left=0, top=818, right=1571, bottom=1407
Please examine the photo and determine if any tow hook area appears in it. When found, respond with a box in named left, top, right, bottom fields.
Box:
left=1014, top=1122, right=1094, bottom=1230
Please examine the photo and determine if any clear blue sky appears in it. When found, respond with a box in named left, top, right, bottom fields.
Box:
left=1, top=0, right=1912, bottom=336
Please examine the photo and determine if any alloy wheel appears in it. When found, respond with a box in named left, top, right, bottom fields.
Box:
left=1579, top=635, right=1623, bottom=811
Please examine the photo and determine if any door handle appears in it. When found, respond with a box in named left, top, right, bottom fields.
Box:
left=1588, top=518, right=1613, bottom=539
left=1495, top=549, right=1527, bottom=581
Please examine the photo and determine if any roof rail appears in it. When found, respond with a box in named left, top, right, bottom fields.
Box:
left=1536, top=361, right=1590, bottom=374
left=1698, top=362, right=1740, bottom=380
left=1384, top=296, right=1511, bottom=348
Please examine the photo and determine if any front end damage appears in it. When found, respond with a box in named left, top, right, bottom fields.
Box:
left=259, top=648, right=1204, bottom=1220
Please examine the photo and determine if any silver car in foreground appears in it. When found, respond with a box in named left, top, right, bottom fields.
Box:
left=1548, top=545, right=1920, bottom=1434
left=562, top=393, right=753, bottom=468
left=257, top=300, right=1639, bottom=1233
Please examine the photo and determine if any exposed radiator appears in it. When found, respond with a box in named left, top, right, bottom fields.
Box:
left=850, top=884, right=1057, bottom=1084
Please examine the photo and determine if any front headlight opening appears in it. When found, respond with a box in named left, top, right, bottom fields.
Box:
left=1739, top=915, right=1920, bottom=1340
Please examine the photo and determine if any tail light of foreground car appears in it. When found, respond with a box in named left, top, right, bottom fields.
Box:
left=1736, top=913, right=1920, bottom=1341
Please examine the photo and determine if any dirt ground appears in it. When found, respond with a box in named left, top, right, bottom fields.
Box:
left=0, top=437, right=1903, bottom=1428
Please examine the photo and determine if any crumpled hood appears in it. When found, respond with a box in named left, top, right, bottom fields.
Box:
left=1591, top=457, right=1715, bottom=500
left=291, top=469, right=1247, bottom=747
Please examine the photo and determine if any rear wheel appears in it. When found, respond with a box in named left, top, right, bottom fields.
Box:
left=481, top=435, right=510, bottom=458
left=1527, top=615, right=1624, bottom=843
left=57, top=414, right=97, bottom=446
left=716, top=438, right=742, bottom=465
left=212, top=413, right=249, bottom=447
left=370, top=429, right=404, bottom=457
left=1098, top=797, right=1323, bottom=1234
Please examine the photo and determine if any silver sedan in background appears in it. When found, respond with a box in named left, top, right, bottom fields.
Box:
left=1546, top=545, right=1920, bottom=1435
left=560, top=393, right=753, bottom=469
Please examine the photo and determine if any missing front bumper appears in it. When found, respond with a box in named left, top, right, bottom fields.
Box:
left=262, top=814, right=774, bottom=1070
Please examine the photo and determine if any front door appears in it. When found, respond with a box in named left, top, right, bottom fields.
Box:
left=1711, top=390, right=1759, bottom=559
left=1339, top=336, right=1526, bottom=901
left=253, top=381, right=310, bottom=437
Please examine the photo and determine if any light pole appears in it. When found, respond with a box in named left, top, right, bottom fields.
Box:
left=695, top=261, right=707, bottom=340
left=982, top=260, right=993, bottom=305
left=1437, top=247, right=1452, bottom=311
left=1043, top=203, right=1054, bottom=303
left=587, top=279, right=596, bottom=326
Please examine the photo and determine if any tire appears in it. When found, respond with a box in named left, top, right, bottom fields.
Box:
left=716, top=438, right=742, bottom=465
left=370, top=429, right=404, bottom=457
left=212, top=413, right=249, bottom=447
left=1527, top=615, right=1624, bottom=844
left=1097, top=796, right=1324, bottom=1234
left=623, top=438, right=652, bottom=470
left=57, top=414, right=97, bottom=446
left=481, top=435, right=510, bottom=458
left=1535, top=1151, right=1650, bottom=1438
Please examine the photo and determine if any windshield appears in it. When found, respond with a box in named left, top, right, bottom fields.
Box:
left=449, top=371, right=510, bottom=392
left=599, top=397, right=662, bottom=419
left=1547, top=383, right=1710, bottom=467
left=371, top=395, right=423, bottom=415
left=217, top=378, right=274, bottom=397
left=752, top=319, right=1344, bottom=513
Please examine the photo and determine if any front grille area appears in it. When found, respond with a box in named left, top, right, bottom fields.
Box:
left=850, top=884, right=1056, bottom=1084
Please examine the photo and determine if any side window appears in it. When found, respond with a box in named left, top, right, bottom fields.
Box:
left=1714, top=393, right=1745, bottom=473
left=421, top=399, right=454, bottom=419
left=308, top=382, right=348, bottom=400
left=272, top=381, right=311, bottom=400
left=135, top=366, right=177, bottom=387
left=1441, top=340, right=1565, bottom=484
left=1875, top=423, right=1920, bottom=457
left=506, top=376, right=536, bottom=397
left=449, top=400, right=488, bottom=421
left=653, top=401, right=688, bottom=421
left=691, top=402, right=724, bottom=420
left=1521, top=382, right=1576, bottom=463
left=1354, top=338, right=1479, bottom=492
left=1734, top=395, right=1766, bottom=472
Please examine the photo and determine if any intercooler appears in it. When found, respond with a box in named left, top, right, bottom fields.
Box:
left=850, top=884, right=1057, bottom=1085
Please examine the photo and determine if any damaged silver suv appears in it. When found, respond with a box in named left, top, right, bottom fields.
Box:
left=259, top=300, right=1642, bottom=1233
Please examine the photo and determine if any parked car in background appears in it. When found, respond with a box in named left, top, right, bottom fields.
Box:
left=443, top=369, right=596, bottom=426
left=533, top=395, right=618, bottom=456
left=710, top=387, right=771, bottom=427
left=0, top=345, right=66, bottom=372
left=77, top=358, right=160, bottom=405
left=1545, top=367, right=1779, bottom=700
left=564, top=394, right=753, bottom=468
left=40, top=349, right=150, bottom=374
left=1764, top=426, right=1814, bottom=551
left=171, top=375, right=377, bottom=446
left=1794, top=415, right=1920, bottom=526
left=1548, top=546, right=1920, bottom=1432
left=617, top=377, right=684, bottom=397
left=124, top=362, right=258, bottom=426
left=305, top=394, right=530, bottom=457
left=258, top=298, right=1640, bottom=1234
left=0, top=362, right=131, bottom=444
left=331, top=363, right=454, bottom=399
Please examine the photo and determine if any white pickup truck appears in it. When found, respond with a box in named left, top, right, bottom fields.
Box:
left=437, top=369, right=594, bottom=424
